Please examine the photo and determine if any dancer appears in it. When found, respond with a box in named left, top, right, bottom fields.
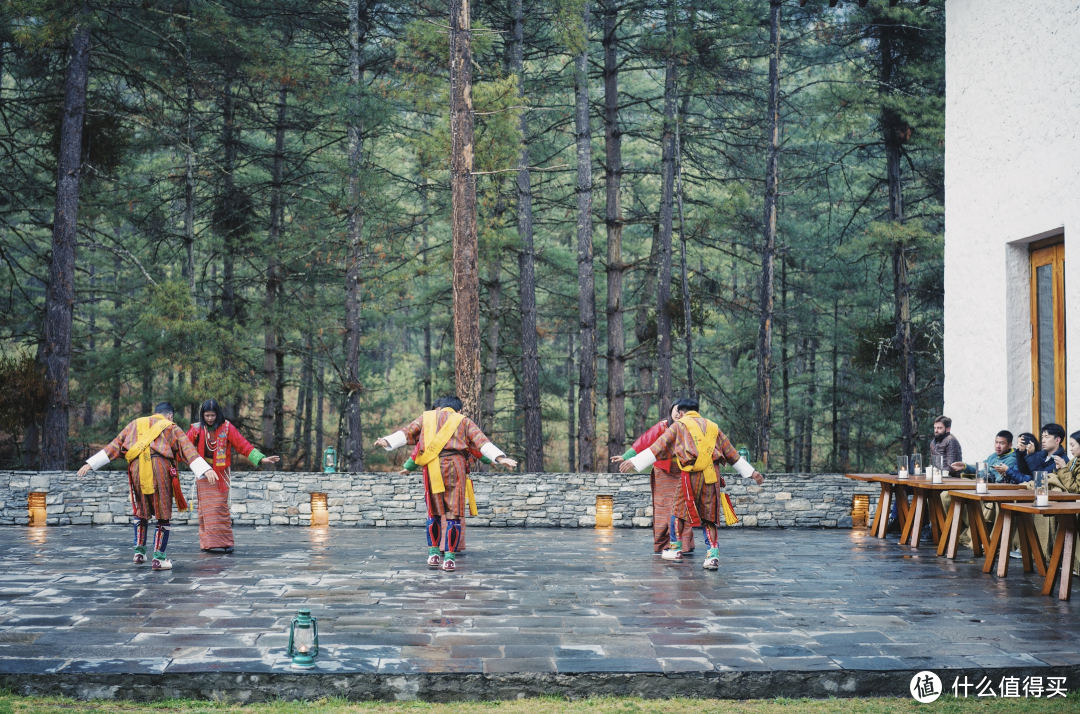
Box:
left=77, top=402, right=213, bottom=571
left=375, top=396, right=517, bottom=571
left=620, top=398, right=764, bottom=569
left=612, top=404, right=695, bottom=554
left=186, top=399, right=280, bottom=553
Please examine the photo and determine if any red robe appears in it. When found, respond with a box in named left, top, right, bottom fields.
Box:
left=185, top=421, right=260, bottom=549
left=631, top=421, right=694, bottom=553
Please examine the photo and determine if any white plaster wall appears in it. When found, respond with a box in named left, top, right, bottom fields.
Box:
left=944, top=1, right=1080, bottom=450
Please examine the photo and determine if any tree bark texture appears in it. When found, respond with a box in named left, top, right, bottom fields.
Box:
left=41, top=18, right=91, bottom=470
left=183, top=14, right=196, bottom=295
left=482, top=250, right=501, bottom=435
left=756, top=0, right=781, bottom=468
left=262, top=86, right=287, bottom=454
left=450, top=0, right=481, bottom=424
left=574, top=1, right=597, bottom=472
left=675, top=121, right=693, bottom=398
left=566, top=331, right=576, bottom=472
left=603, top=0, right=625, bottom=473
left=343, top=0, right=370, bottom=471
left=635, top=224, right=660, bottom=435
left=656, top=13, right=677, bottom=418
left=512, top=0, right=543, bottom=471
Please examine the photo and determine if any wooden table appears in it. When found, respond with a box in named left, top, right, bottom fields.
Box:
left=941, top=489, right=1080, bottom=577
left=1000, top=502, right=1080, bottom=601
left=845, top=473, right=1016, bottom=547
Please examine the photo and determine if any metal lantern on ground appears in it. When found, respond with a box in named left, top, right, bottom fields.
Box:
left=595, top=495, right=614, bottom=528
left=323, top=447, right=337, bottom=473
left=288, top=608, right=319, bottom=669
left=851, top=495, right=870, bottom=528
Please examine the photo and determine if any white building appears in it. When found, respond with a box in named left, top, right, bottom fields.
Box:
left=944, top=1, right=1080, bottom=448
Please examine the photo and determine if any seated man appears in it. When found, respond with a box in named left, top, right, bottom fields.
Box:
left=1000, top=423, right=1066, bottom=484
left=950, top=430, right=1017, bottom=482
left=1013, top=432, right=1042, bottom=480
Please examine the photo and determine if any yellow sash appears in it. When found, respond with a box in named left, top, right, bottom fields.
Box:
left=466, top=477, right=478, bottom=517
left=125, top=415, right=173, bottom=494
left=414, top=409, right=465, bottom=494
left=675, top=412, right=720, bottom=485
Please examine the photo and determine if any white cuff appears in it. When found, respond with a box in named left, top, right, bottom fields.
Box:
left=86, top=450, right=111, bottom=471
left=480, top=442, right=505, bottom=462
left=629, top=450, right=657, bottom=473
left=383, top=431, right=407, bottom=451
left=733, top=457, right=756, bottom=479
left=189, top=457, right=213, bottom=478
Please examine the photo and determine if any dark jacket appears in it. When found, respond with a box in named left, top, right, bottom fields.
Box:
left=1004, top=446, right=1066, bottom=485
left=930, top=433, right=963, bottom=476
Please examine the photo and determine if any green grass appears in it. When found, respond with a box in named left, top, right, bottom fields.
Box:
left=2, top=692, right=1079, bottom=714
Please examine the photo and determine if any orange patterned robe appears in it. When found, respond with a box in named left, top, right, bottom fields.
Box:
left=646, top=415, right=741, bottom=524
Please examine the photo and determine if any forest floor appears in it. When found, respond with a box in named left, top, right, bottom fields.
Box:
left=0, top=526, right=1076, bottom=702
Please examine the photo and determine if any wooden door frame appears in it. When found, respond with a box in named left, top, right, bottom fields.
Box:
left=1030, top=239, right=1066, bottom=428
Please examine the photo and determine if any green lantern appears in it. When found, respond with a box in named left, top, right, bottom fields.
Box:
left=323, top=446, right=337, bottom=473
left=737, top=446, right=751, bottom=464
left=288, top=608, right=319, bottom=669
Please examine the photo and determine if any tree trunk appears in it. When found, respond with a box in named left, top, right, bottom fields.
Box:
left=141, top=370, right=153, bottom=415
left=802, top=329, right=817, bottom=473
left=566, top=331, right=576, bottom=472
left=635, top=224, right=660, bottom=434
left=83, top=264, right=96, bottom=428
left=262, top=86, right=287, bottom=454
left=830, top=297, right=839, bottom=470
left=41, top=17, right=91, bottom=470
left=675, top=127, right=693, bottom=397
left=301, top=338, right=315, bottom=470
left=482, top=250, right=502, bottom=434
left=343, top=0, right=369, bottom=471
left=183, top=12, right=196, bottom=295
left=420, top=180, right=434, bottom=410
left=573, top=1, right=597, bottom=473
left=756, top=0, right=781, bottom=469
left=512, top=0, right=543, bottom=470
left=603, top=0, right=625, bottom=473
left=780, top=260, right=791, bottom=471
left=450, top=0, right=481, bottom=424
left=656, top=5, right=677, bottom=416
left=315, top=353, right=325, bottom=466
left=880, top=19, right=916, bottom=456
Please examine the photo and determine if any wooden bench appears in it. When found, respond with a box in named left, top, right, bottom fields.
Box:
left=1001, top=502, right=1080, bottom=601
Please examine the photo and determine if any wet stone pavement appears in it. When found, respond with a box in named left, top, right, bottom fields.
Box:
left=1, top=524, right=1078, bottom=678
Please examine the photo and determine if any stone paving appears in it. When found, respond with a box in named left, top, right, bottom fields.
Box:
left=1, top=524, right=1078, bottom=682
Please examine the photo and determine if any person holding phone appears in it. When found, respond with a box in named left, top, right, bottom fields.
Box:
left=999, top=424, right=1066, bottom=484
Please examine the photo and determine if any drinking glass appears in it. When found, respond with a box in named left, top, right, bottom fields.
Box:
left=976, top=461, right=988, bottom=494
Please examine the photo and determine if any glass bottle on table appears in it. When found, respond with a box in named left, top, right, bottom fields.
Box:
left=975, top=462, right=988, bottom=494
left=1034, top=471, right=1050, bottom=507
left=897, top=455, right=909, bottom=479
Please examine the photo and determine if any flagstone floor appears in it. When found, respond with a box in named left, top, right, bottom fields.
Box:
left=0, top=524, right=1077, bottom=676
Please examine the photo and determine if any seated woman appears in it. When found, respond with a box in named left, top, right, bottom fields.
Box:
left=1049, top=431, right=1080, bottom=493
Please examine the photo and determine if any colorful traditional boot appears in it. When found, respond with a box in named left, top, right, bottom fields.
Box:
left=441, top=552, right=456, bottom=572
left=133, top=519, right=148, bottom=564
left=133, top=545, right=147, bottom=565
left=702, top=547, right=720, bottom=570
left=151, top=523, right=172, bottom=571
left=427, top=546, right=443, bottom=567
left=661, top=541, right=684, bottom=562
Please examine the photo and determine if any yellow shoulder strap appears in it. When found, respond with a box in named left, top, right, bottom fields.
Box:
left=414, top=409, right=465, bottom=494
left=125, top=416, right=173, bottom=495
left=676, top=415, right=720, bottom=484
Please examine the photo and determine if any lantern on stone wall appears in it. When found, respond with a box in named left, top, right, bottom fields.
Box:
left=595, top=495, right=613, bottom=528
left=28, top=492, right=47, bottom=526
left=288, top=608, right=319, bottom=669
left=310, top=493, right=329, bottom=526
left=737, top=447, right=751, bottom=464
left=851, top=494, right=869, bottom=528
left=323, top=447, right=337, bottom=473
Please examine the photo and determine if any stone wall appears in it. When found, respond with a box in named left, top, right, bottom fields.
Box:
left=0, top=470, right=879, bottom=528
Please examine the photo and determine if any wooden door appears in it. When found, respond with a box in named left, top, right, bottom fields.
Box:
left=1031, top=241, right=1066, bottom=428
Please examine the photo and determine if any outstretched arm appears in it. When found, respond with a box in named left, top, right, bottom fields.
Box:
left=78, top=422, right=137, bottom=477
left=465, top=419, right=517, bottom=469
left=377, top=416, right=423, bottom=450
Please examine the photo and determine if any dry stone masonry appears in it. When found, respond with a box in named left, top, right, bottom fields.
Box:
left=0, top=470, right=878, bottom=528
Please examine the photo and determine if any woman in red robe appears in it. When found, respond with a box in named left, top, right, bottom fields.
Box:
left=186, top=399, right=280, bottom=552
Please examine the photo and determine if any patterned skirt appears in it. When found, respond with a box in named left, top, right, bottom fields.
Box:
left=651, top=468, right=696, bottom=552
left=127, top=457, right=175, bottom=521
left=672, top=470, right=721, bottom=526
left=197, top=472, right=233, bottom=549
left=424, top=454, right=469, bottom=519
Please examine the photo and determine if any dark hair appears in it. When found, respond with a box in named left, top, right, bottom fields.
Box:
left=1018, top=432, right=1037, bottom=446
left=153, top=401, right=174, bottom=417
left=995, top=430, right=1013, bottom=443
left=1070, top=431, right=1080, bottom=444
left=199, top=399, right=222, bottom=426
left=1041, top=423, right=1066, bottom=442
left=433, top=395, right=463, bottom=412
left=672, top=397, right=700, bottom=413
left=934, top=415, right=952, bottom=428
